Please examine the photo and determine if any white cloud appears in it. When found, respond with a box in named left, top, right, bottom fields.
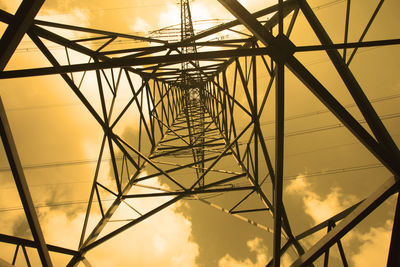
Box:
left=285, top=175, right=357, bottom=224
left=351, top=220, right=393, bottom=267
left=158, top=3, right=181, bottom=29
left=37, top=8, right=89, bottom=25
left=285, top=175, right=393, bottom=266
left=285, top=174, right=308, bottom=194
left=131, top=17, right=152, bottom=34
left=55, top=179, right=199, bottom=266
left=42, top=201, right=199, bottom=266
left=217, top=237, right=293, bottom=267
left=81, top=184, right=200, bottom=267
left=36, top=8, right=90, bottom=41
left=218, top=237, right=269, bottom=267
left=0, top=176, right=199, bottom=266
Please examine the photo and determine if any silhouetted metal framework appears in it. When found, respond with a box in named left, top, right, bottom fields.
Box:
left=180, top=0, right=206, bottom=187
left=0, top=0, right=399, bottom=266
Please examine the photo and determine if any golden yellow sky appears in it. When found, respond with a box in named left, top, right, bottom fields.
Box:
left=0, top=0, right=399, bottom=266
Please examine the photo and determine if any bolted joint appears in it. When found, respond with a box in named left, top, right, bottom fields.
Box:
left=270, top=34, right=296, bottom=64
left=103, top=125, right=114, bottom=137
left=66, top=253, right=84, bottom=267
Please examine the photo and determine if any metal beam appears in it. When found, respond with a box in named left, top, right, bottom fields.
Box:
left=387, top=192, right=400, bottom=266
left=100, top=39, right=249, bottom=56
left=343, top=0, right=351, bottom=60
left=297, top=0, right=400, bottom=173
left=81, top=195, right=183, bottom=253
left=346, top=0, right=384, bottom=65
left=0, top=233, right=78, bottom=256
left=0, top=47, right=272, bottom=79
left=217, top=0, right=400, bottom=176
left=108, top=0, right=296, bottom=61
left=290, top=175, right=399, bottom=266
left=0, top=98, right=53, bottom=267
left=0, top=0, right=44, bottom=70
left=273, top=60, right=284, bottom=267
left=295, top=38, right=400, bottom=52
left=33, top=19, right=167, bottom=44
left=123, top=185, right=253, bottom=199
left=273, top=1, right=285, bottom=263
left=0, top=9, right=166, bottom=82
left=217, top=0, right=308, bottom=261
left=72, top=88, right=185, bottom=263
left=295, top=201, right=362, bottom=241
left=187, top=0, right=296, bottom=44
left=217, top=0, right=275, bottom=46
left=285, top=57, right=399, bottom=175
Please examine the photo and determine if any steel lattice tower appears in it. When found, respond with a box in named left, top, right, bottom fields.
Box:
left=0, top=0, right=400, bottom=266
left=180, top=0, right=206, bottom=187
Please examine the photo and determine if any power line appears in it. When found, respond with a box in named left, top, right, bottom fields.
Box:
left=312, top=0, right=345, bottom=11
left=261, top=112, right=400, bottom=141
left=258, top=93, right=400, bottom=127
left=43, top=1, right=172, bottom=16
left=0, top=157, right=122, bottom=173
left=283, top=163, right=384, bottom=181
left=0, top=162, right=385, bottom=213
left=13, top=0, right=348, bottom=54
left=233, top=111, right=400, bottom=146
left=0, top=198, right=114, bottom=213
left=1, top=99, right=399, bottom=174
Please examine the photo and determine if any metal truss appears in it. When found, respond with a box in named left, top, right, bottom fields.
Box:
left=0, top=0, right=399, bottom=266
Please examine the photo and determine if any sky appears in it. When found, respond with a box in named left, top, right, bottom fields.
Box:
left=0, top=0, right=399, bottom=266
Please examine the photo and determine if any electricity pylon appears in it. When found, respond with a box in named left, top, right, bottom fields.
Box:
left=180, top=0, right=206, bottom=187
left=0, top=0, right=399, bottom=266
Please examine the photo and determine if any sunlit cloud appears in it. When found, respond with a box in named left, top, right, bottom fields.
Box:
left=131, top=17, right=152, bottom=34
left=0, top=176, right=200, bottom=266
left=159, top=3, right=181, bottom=29
left=351, top=220, right=393, bottom=267
left=285, top=175, right=392, bottom=265
left=76, top=177, right=199, bottom=266
left=218, top=237, right=268, bottom=267
left=37, top=8, right=89, bottom=26
left=2, top=0, right=399, bottom=266
left=217, top=237, right=294, bottom=267
left=286, top=175, right=357, bottom=224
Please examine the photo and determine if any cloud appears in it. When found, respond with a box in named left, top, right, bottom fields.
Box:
left=37, top=7, right=90, bottom=27
left=84, top=208, right=198, bottom=267
left=0, top=174, right=199, bottom=266
left=285, top=175, right=308, bottom=194
left=158, top=3, right=181, bottom=29
left=131, top=17, right=152, bottom=33
left=217, top=237, right=294, bottom=267
left=1, top=3, right=200, bottom=265
left=351, top=220, right=393, bottom=267
left=285, top=175, right=356, bottom=260
left=43, top=176, right=199, bottom=266
left=285, top=175, right=393, bottom=266
left=286, top=175, right=357, bottom=224
left=218, top=237, right=269, bottom=267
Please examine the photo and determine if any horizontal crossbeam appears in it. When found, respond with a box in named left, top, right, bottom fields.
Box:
left=0, top=48, right=272, bottom=79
